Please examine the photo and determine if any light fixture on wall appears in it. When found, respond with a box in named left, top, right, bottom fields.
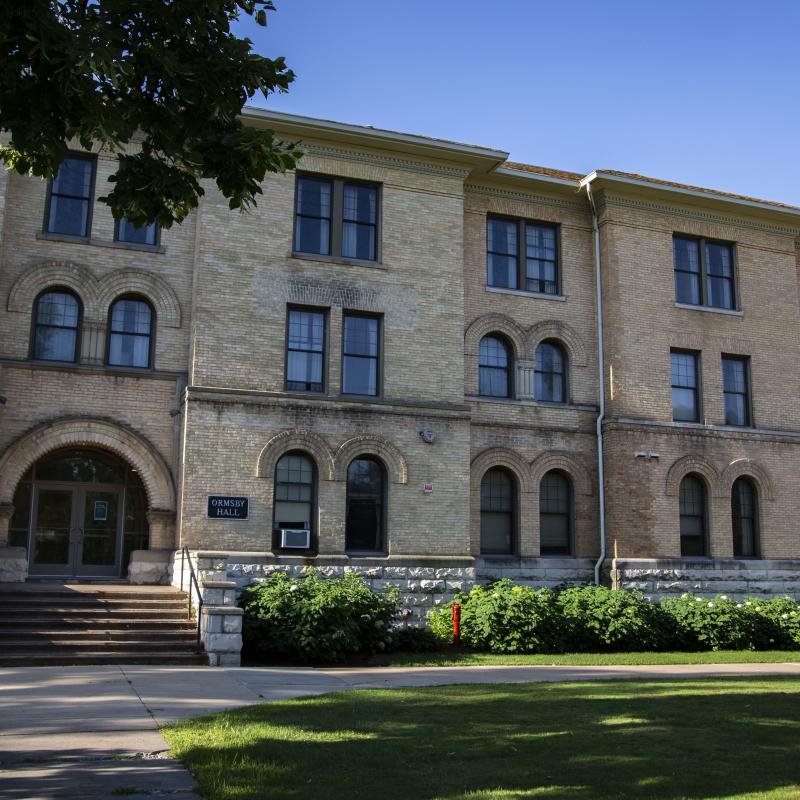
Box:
left=169, top=408, right=182, bottom=417
left=0, top=395, right=7, bottom=405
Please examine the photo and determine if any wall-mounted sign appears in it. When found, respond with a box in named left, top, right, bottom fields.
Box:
left=419, top=429, right=437, bottom=444
left=423, top=483, right=433, bottom=494
left=207, top=496, right=249, bottom=520
left=93, top=500, right=109, bottom=521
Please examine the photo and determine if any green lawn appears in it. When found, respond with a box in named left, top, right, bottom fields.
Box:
left=164, top=677, right=800, bottom=800
left=364, top=650, right=800, bottom=667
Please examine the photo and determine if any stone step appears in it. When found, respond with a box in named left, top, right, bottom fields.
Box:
left=0, top=616, right=197, bottom=630
left=0, top=607, right=190, bottom=619
left=0, top=596, right=187, bottom=607
left=0, top=651, right=207, bottom=667
left=0, top=639, right=201, bottom=652
left=0, top=628, right=198, bottom=641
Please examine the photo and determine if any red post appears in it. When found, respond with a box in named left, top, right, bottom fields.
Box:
left=451, top=602, right=461, bottom=646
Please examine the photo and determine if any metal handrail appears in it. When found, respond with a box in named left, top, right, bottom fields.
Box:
left=180, top=546, right=203, bottom=650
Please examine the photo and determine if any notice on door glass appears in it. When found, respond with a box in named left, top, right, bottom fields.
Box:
left=93, top=500, right=109, bottom=521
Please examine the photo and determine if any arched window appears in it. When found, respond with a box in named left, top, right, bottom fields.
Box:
left=539, top=471, right=572, bottom=555
left=679, top=474, right=707, bottom=556
left=480, top=467, right=515, bottom=554
left=273, top=452, right=316, bottom=534
left=535, top=341, right=566, bottom=403
left=107, top=296, right=153, bottom=368
left=346, top=457, right=385, bottom=552
left=479, top=335, right=512, bottom=398
left=32, top=290, right=81, bottom=362
left=732, top=477, right=759, bottom=558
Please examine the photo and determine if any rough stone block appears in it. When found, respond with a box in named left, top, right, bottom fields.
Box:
left=0, top=548, right=27, bottom=583
left=419, top=579, right=445, bottom=593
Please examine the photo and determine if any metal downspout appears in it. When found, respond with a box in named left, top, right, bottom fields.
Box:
left=585, top=182, right=607, bottom=585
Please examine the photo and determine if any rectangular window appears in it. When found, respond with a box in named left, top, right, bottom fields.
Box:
left=722, top=355, right=751, bottom=427
left=342, top=313, right=380, bottom=396
left=294, top=175, right=378, bottom=261
left=115, top=217, right=159, bottom=247
left=671, top=350, right=700, bottom=422
left=285, top=308, right=326, bottom=393
left=673, top=236, right=736, bottom=310
left=487, top=216, right=559, bottom=295
left=46, top=154, right=95, bottom=238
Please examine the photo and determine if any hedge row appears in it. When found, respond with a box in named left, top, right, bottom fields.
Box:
left=428, top=580, right=800, bottom=653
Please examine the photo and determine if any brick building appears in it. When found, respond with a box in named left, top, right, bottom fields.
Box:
left=1, top=111, right=799, bottom=657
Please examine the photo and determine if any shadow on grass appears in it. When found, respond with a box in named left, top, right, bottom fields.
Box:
left=164, top=677, right=800, bottom=800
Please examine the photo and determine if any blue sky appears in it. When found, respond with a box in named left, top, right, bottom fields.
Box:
left=237, top=1, right=800, bottom=205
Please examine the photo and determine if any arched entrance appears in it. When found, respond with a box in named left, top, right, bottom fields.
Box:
left=9, top=448, right=149, bottom=578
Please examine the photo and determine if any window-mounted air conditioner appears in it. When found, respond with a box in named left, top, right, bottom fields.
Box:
left=280, top=528, right=311, bottom=549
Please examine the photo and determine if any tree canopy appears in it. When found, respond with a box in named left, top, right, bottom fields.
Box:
left=0, top=1, right=301, bottom=228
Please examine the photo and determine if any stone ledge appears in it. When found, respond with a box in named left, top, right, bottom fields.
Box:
left=203, top=605, right=244, bottom=616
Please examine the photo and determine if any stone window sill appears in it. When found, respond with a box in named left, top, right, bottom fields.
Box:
left=290, top=251, right=387, bottom=270
left=486, top=286, right=566, bottom=301
left=674, top=302, right=742, bottom=317
left=37, top=231, right=165, bottom=254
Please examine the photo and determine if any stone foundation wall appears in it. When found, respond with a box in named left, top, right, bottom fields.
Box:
left=476, top=557, right=595, bottom=588
left=611, top=558, right=800, bottom=600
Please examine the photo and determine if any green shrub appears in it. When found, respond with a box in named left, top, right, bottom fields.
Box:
left=240, top=570, right=398, bottom=662
left=388, top=625, right=442, bottom=653
left=428, top=580, right=564, bottom=654
left=748, top=597, right=800, bottom=649
left=659, top=593, right=761, bottom=651
left=556, top=585, right=671, bottom=652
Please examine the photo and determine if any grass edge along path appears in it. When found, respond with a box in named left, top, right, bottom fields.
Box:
left=163, top=676, right=800, bottom=800
left=352, top=649, right=800, bottom=668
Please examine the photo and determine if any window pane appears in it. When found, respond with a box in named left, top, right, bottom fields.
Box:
left=48, top=196, right=89, bottom=237
left=722, top=358, right=746, bottom=392
left=671, top=352, right=697, bottom=389
left=535, top=343, right=566, bottom=403
left=479, top=337, right=509, bottom=398
left=111, top=300, right=151, bottom=335
left=295, top=216, right=330, bottom=255
left=707, top=275, right=734, bottom=309
left=525, top=225, right=556, bottom=260
left=296, top=177, right=331, bottom=218
left=479, top=366, right=508, bottom=397
left=342, top=221, right=376, bottom=260
left=37, top=292, right=79, bottom=327
left=724, top=393, right=747, bottom=426
left=674, top=238, right=700, bottom=272
left=540, top=514, right=569, bottom=553
left=732, top=478, right=757, bottom=558
left=480, top=469, right=514, bottom=554
left=672, top=387, right=697, bottom=421
left=117, top=218, right=157, bottom=246
left=52, top=157, right=93, bottom=198
left=35, top=327, right=77, bottom=361
left=286, top=351, right=323, bottom=389
left=706, top=242, right=732, bottom=277
left=342, top=356, right=377, bottom=395
left=286, top=310, right=325, bottom=392
left=487, top=219, right=517, bottom=255
left=108, top=333, right=150, bottom=367
left=488, top=254, right=518, bottom=289
left=346, top=459, right=384, bottom=551
left=274, top=454, right=314, bottom=530
left=344, top=316, right=378, bottom=357
left=675, top=271, right=701, bottom=305
left=288, top=310, right=324, bottom=352
left=343, top=184, right=376, bottom=224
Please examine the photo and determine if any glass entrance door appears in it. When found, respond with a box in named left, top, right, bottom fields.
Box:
left=28, top=484, right=124, bottom=578
left=29, top=487, right=75, bottom=576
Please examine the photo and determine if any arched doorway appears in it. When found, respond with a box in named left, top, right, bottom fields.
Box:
left=9, top=448, right=149, bottom=578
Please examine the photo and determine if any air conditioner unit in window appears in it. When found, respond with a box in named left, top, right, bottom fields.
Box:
left=280, top=528, right=311, bottom=549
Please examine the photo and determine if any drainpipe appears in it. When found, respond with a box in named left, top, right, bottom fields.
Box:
left=584, top=181, right=607, bottom=586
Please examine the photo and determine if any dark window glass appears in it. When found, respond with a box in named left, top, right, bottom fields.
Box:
left=525, top=224, right=558, bottom=295
left=487, top=218, right=518, bottom=289
left=732, top=478, right=759, bottom=558
left=480, top=468, right=515, bottom=554
left=107, top=297, right=152, bottom=368
left=671, top=350, right=699, bottom=422
left=535, top=341, right=566, bottom=403
left=116, top=217, right=158, bottom=246
left=273, top=453, right=315, bottom=532
left=47, top=156, right=94, bottom=237
left=342, top=314, right=379, bottom=396
left=342, top=183, right=377, bottom=260
left=294, top=177, right=332, bottom=255
left=479, top=335, right=511, bottom=398
left=488, top=217, right=559, bottom=295
left=673, top=236, right=736, bottom=310
left=9, top=480, right=32, bottom=551
left=33, top=290, right=80, bottom=362
left=680, top=475, right=707, bottom=556
left=286, top=309, right=325, bottom=392
left=346, top=458, right=385, bottom=551
left=722, top=356, right=750, bottom=427
left=539, top=471, right=572, bottom=555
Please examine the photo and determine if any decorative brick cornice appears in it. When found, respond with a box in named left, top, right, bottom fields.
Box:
left=602, top=194, right=800, bottom=237
left=465, top=183, right=586, bottom=212
left=302, top=143, right=470, bottom=180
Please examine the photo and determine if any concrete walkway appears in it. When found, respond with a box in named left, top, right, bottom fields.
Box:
left=2, top=661, right=800, bottom=798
